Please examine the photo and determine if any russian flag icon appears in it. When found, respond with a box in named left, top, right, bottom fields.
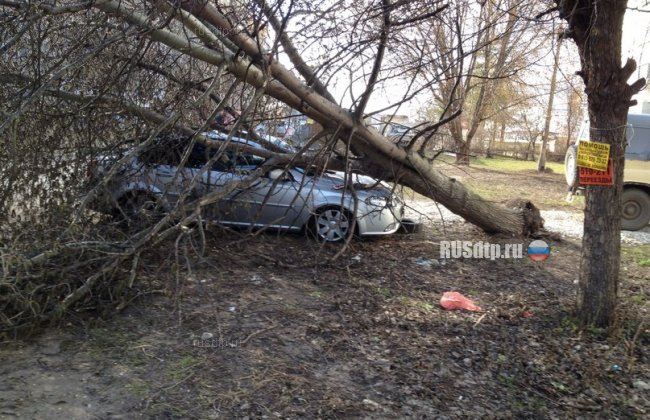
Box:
left=527, top=240, right=550, bottom=262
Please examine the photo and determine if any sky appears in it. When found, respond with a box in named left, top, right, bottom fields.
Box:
left=623, top=1, right=650, bottom=112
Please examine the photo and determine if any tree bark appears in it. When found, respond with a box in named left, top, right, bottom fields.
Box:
left=556, top=0, right=646, bottom=327
left=487, top=121, right=497, bottom=158
left=455, top=141, right=471, bottom=165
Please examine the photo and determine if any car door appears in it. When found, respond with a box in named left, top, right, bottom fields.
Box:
left=222, top=153, right=309, bottom=229
left=233, top=168, right=312, bottom=229
left=183, top=143, right=242, bottom=221
left=186, top=144, right=309, bottom=229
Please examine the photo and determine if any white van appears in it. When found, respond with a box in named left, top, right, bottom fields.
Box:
left=565, top=113, right=650, bottom=231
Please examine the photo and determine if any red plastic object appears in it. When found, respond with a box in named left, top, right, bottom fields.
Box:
left=440, top=291, right=481, bottom=311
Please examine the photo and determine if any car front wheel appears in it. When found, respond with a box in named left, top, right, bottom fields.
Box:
left=621, top=188, right=650, bottom=231
left=116, top=191, right=163, bottom=229
left=311, top=207, right=353, bottom=242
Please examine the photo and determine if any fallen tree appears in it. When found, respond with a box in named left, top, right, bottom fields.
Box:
left=0, top=0, right=545, bottom=235
left=97, top=0, right=544, bottom=235
left=0, top=0, right=553, bottom=333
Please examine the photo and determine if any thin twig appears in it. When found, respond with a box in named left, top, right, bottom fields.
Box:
left=473, top=313, right=487, bottom=328
left=240, top=325, right=278, bottom=346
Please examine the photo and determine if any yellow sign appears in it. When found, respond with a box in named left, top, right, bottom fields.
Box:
left=577, top=141, right=610, bottom=171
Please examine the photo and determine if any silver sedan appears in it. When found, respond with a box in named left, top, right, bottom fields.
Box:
left=88, top=132, right=404, bottom=242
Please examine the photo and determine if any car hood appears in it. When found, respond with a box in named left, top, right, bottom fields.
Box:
left=302, top=170, right=394, bottom=196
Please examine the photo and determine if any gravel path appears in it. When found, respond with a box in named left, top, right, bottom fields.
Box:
left=542, top=210, right=650, bottom=244
left=406, top=200, right=650, bottom=244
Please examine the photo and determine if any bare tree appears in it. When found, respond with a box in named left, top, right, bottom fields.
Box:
left=537, top=36, right=561, bottom=171
left=521, top=113, right=542, bottom=161
left=550, top=0, right=647, bottom=327
left=563, top=84, right=584, bottom=151
left=402, top=0, right=545, bottom=165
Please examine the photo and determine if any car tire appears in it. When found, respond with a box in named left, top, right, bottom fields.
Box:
left=116, top=191, right=163, bottom=229
left=564, top=144, right=578, bottom=188
left=310, top=206, right=353, bottom=242
left=621, top=188, right=650, bottom=231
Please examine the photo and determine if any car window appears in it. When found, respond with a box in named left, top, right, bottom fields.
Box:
left=231, top=153, right=265, bottom=171
left=139, top=138, right=185, bottom=166
left=188, top=143, right=231, bottom=171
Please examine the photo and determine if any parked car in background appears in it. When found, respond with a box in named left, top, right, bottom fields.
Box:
left=565, top=113, right=650, bottom=230
left=87, top=131, right=405, bottom=242
left=387, top=124, right=414, bottom=144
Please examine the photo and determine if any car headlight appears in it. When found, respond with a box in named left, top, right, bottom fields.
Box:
left=366, top=196, right=388, bottom=207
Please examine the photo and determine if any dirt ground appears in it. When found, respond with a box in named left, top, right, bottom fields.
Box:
left=1, top=167, right=649, bottom=419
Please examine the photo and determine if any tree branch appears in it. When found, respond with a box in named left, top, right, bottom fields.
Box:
left=255, top=0, right=336, bottom=103
left=407, top=109, right=462, bottom=150
left=392, top=4, right=448, bottom=27
left=353, top=0, right=391, bottom=119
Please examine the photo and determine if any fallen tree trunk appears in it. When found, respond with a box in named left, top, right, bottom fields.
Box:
left=355, top=147, right=538, bottom=235
left=94, top=0, right=544, bottom=236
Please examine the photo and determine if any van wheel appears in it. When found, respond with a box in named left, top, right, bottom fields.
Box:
left=621, top=188, right=650, bottom=231
left=564, top=145, right=578, bottom=188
